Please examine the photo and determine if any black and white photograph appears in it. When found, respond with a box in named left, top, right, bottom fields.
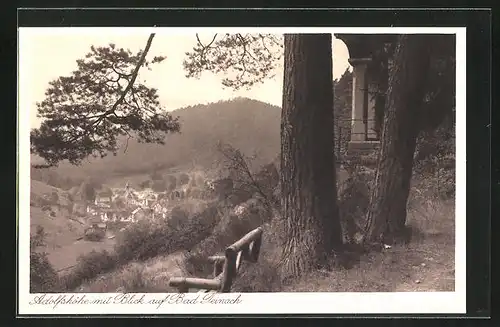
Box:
left=18, top=25, right=466, bottom=315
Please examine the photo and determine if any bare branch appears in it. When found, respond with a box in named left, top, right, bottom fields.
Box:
left=184, top=33, right=284, bottom=91
left=196, top=33, right=218, bottom=50
left=110, top=33, right=156, bottom=116
left=216, top=142, right=277, bottom=213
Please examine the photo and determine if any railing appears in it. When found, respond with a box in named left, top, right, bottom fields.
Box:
left=168, top=227, right=263, bottom=293
left=334, top=118, right=380, bottom=162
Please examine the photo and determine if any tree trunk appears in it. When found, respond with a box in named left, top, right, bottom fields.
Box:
left=364, top=35, right=432, bottom=245
left=279, top=34, right=343, bottom=279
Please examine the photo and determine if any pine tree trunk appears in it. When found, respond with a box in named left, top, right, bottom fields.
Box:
left=279, top=34, right=343, bottom=279
left=364, top=35, right=432, bottom=245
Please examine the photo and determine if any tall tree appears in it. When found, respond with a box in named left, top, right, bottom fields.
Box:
left=333, top=69, right=353, bottom=156
left=79, top=178, right=97, bottom=203
left=183, top=33, right=283, bottom=90
left=186, top=33, right=345, bottom=276
left=367, top=34, right=455, bottom=152
left=279, top=34, right=342, bottom=278
left=363, top=35, right=434, bottom=245
left=33, top=33, right=281, bottom=168
left=31, top=33, right=180, bottom=168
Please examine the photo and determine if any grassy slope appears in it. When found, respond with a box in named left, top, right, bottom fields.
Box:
left=75, top=252, right=187, bottom=293
left=286, top=189, right=455, bottom=292
left=76, top=183, right=455, bottom=293
left=30, top=180, right=83, bottom=250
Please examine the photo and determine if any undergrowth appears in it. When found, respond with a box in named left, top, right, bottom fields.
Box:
left=31, top=145, right=455, bottom=293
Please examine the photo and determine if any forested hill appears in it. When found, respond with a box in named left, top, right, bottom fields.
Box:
left=31, top=97, right=281, bottom=184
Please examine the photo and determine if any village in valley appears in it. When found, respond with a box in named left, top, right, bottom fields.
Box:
left=90, top=183, right=173, bottom=224
left=76, top=174, right=217, bottom=240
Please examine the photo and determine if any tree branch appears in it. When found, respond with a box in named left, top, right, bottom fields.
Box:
left=65, top=33, right=156, bottom=146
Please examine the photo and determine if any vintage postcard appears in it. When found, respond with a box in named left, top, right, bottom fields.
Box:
left=18, top=25, right=466, bottom=315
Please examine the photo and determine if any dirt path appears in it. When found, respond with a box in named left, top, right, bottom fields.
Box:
left=392, top=242, right=455, bottom=292
left=284, top=234, right=455, bottom=293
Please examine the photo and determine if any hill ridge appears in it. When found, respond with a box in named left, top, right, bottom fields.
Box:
left=31, top=97, right=281, bottom=184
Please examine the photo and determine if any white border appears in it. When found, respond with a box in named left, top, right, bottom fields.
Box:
left=18, top=27, right=466, bottom=315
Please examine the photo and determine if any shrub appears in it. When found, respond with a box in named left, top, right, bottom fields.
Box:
left=232, top=256, right=282, bottom=292
left=226, top=188, right=253, bottom=207
left=183, top=240, right=219, bottom=278
left=114, top=203, right=221, bottom=264
left=150, top=170, right=163, bottom=181
left=114, top=220, right=162, bottom=263
left=50, top=191, right=59, bottom=204
left=83, top=225, right=106, bottom=242
left=214, top=198, right=271, bottom=245
left=413, top=118, right=455, bottom=199
left=232, top=215, right=283, bottom=292
left=30, top=227, right=59, bottom=292
left=165, top=205, right=189, bottom=230
left=413, top=153, right=455, bottom=200
left=178, top=173, right=190, bottom=186
left=184, top=254, right=282, bottom=293
left=337, top=163, right=374, bottom=244
left=255, top=163, right=279, bottom=187
left=165, top=175, right=177, bottom=191
left=151, top=179, right=167, bottom=192
left=185, top=211, right=284, bottom=292
left=61, top=250, right=118, bottom=291
left=139, top=180, right=152, bottom=190
left=211, top=178, right=234, bottom=201
left=121, top=265, right=149, bottom=293
left=184, top=197, right=275, bottom=280
left=217, top=142, right=279, bottom=212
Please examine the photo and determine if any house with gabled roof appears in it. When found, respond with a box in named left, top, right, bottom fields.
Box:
left=95, top=189, right=113, bottom=208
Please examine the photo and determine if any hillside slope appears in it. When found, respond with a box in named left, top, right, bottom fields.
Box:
left=30, top=180, right=84, bottom=250
left=30, top=180, right=118, bottom=271
left=33, top=97, right=281, bottom=183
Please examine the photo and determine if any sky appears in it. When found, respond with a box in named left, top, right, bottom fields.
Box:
left=19, top=28, right=351, bottom=129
